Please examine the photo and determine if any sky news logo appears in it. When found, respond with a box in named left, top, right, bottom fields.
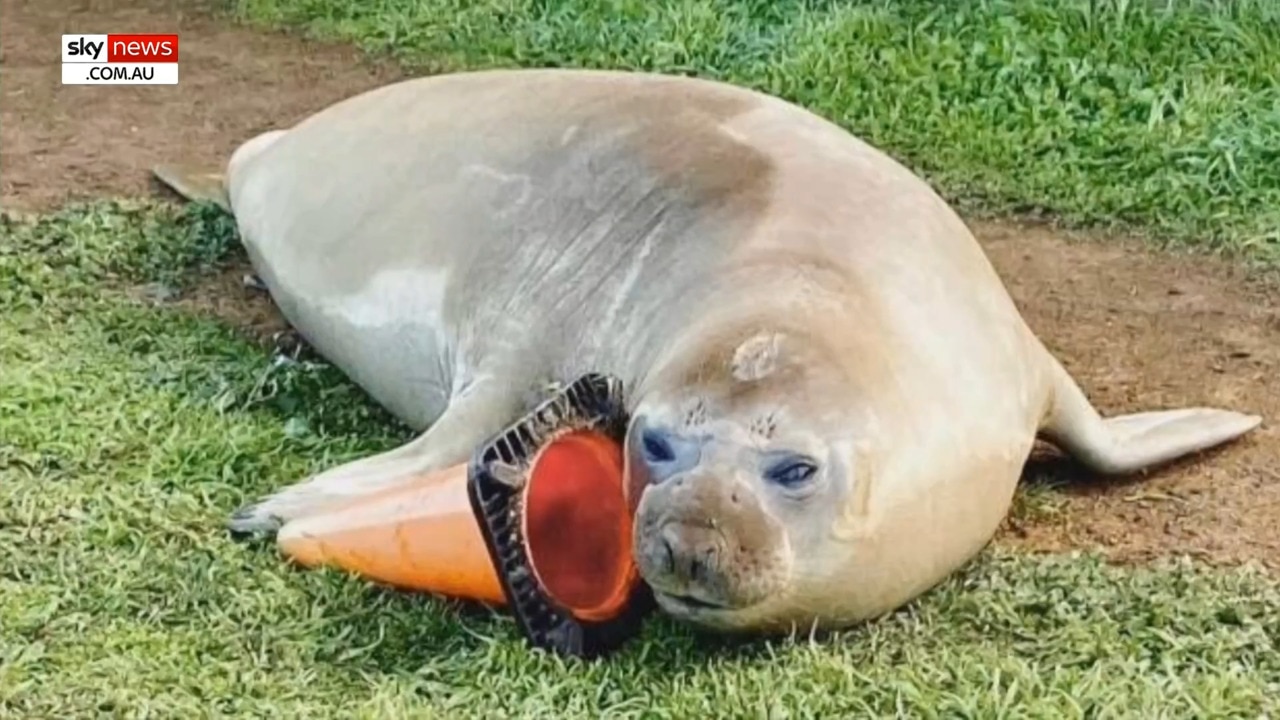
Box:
left=62, top=34, right=179, bottom=85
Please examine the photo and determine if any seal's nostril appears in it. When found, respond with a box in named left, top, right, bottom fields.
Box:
left=688, top=554, right=704, bottom=584
left=658, top=528, right=678, bottom=574
left=690, top=545, right=717, bottom=584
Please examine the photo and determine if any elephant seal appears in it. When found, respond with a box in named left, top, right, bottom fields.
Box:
left=156, top=68, right=1261, bottom=634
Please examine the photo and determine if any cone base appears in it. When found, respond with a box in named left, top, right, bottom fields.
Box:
left=521, top=429, right=635, bottom=622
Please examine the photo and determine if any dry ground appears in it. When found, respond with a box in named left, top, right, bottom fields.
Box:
left=3, top=0, right=1277, bottom=570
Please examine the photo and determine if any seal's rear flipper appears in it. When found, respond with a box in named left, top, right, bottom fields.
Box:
left=151, top=163, right=231, bottom=213
left=153, top=130, right=288, bottom=214
left=1039, top=356, right=1262, bottom=475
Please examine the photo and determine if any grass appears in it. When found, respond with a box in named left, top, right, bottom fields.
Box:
left=3, top=201, right=1280, bottom=717
left=229, top=0, right=1280, bottom=265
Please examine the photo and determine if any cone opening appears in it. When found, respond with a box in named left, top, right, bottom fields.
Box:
left=520, top=429, right=635, bottom=622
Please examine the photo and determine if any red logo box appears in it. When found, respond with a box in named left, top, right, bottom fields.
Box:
left=106, top=34, right=179, bottom=63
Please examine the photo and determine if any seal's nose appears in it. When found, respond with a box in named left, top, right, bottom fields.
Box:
left=635, top=422, right=702, bottom=484
left=660, top=523, right=723, bottom=587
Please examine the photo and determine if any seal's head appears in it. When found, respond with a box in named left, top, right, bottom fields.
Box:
left=626, top=317, right=873, bottom=634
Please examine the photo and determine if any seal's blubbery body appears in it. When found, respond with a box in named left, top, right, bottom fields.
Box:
left=179, top=69, right=1260, bottom=634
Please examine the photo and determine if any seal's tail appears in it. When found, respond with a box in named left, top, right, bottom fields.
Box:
left=152, top=163, right=230, bottom=213
left=153, top=128, right=289, bottom=214
left=1037, top=353, right=1261, bottom=475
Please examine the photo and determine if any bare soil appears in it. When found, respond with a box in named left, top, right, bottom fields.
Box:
left=3, top=0, right=1277, bottom=570
left=0, top=0, right=402, bottom=210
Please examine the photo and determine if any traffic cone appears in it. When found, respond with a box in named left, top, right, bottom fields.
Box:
left=276, top=374, right=653, bottom=658
left=276, top=460, right=508, bottom=605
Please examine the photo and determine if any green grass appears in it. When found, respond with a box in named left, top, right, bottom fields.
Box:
left=230, top=0, right=1280, bottom=265
left=5, top=2, right=1279, bottom=712
left=3, top=202, right=1280, bottom=716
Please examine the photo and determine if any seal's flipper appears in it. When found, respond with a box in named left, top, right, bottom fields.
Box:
left=1039, top=356, right=1262, bottom=475
left=227, top=433, right=452, bottom=538
left=228, top=378, right=525, bottom=537
left=151, top=164, right=231, bottom=213
left=153, top=129, right=289, bottom=214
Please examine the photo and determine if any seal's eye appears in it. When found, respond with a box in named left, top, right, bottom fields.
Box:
left=764, top=457, right=819, bottom=488
left=641, top=428, right=676, bottom=464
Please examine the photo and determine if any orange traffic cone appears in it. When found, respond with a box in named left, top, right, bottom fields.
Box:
left=276, top=460, right=508, bottom=605
left=276, top=374, right=653, bottom=658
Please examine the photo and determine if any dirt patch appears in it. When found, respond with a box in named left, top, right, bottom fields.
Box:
left=3, top=0, right=1277, bottom=571
left=0, top=0, right=405, bottom=211
left=982, top=220, right=1280, bottom=569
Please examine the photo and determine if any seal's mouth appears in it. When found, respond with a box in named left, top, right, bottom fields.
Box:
left=652, top=589, right=733, bottom=615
